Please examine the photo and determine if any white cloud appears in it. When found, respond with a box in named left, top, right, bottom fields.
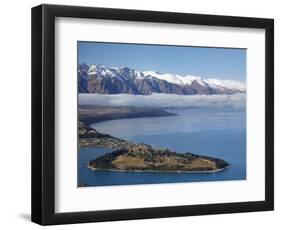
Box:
left=79, top=93, right=246, bottom=110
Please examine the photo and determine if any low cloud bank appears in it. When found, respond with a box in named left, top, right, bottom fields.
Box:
left=79, top=93, right=246, bottom=109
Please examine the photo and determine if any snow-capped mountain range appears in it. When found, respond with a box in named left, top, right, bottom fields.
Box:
left=78, top=63, right=246, bottom=95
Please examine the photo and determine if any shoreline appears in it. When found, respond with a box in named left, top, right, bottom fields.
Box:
left=87, top=164, right=230, bottom=174
left=79, top=106, right=178, bottom=126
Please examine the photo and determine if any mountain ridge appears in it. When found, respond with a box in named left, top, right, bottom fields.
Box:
left=78, top=63, right=246, bottom=95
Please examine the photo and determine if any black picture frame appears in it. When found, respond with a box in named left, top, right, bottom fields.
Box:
left=31, top=4, right=274, bottom=225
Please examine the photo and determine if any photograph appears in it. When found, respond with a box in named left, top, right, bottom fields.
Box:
left=77, top=42, right=247, bottom=187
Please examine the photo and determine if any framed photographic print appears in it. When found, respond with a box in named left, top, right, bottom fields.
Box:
left=31, top=4, right=274, bottom=225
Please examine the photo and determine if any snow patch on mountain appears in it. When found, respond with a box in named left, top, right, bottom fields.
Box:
left=205, top=79, right=246, bottom=91
left=143, top=71, right=206, bottom=86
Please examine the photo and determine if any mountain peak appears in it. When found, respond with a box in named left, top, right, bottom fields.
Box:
left=79, top=63, right=246, bottom=95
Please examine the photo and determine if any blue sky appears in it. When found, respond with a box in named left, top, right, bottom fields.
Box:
left=78, top=41, right=246, bottom=81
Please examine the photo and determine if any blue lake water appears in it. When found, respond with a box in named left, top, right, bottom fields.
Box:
left=78, top=107, right=246, bottom=187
